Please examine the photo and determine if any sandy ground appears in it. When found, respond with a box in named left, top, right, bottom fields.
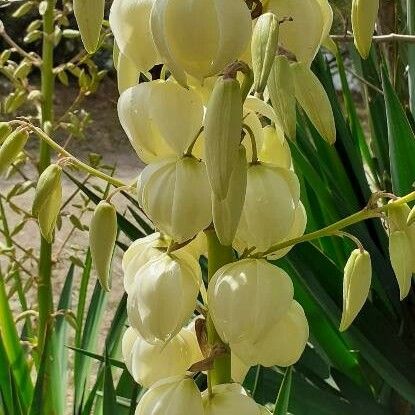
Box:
left=0, top=78, right=146, bottom=412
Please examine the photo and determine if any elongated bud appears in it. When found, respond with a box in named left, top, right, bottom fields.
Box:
left=267, top=56, right=296, bottom=140
left=208, top=259, right=293, bottom=345
left=38, top=173, right=62, bottom=243
left=292, top=62, right=336, bottom=144
left=136, top=377, right=204, bottom=415
left=252, top=13, right=279, bottom=94
left=204, top=77, right=243, bottom=200
left=340, top=249, right=372, bottom=331
left=352, top=0, right=379, bottom=59
left=73, top=0, right=105, bottom=53
left=89, top=201, right=117, bottom=291
left=0, top=128, right=29, bottom=175
left=0, top=122, right=12, bottom=144
left=389, top=231, right=412, bottom=300
left=32, top=164, right=62, bottom=216
left=202, top=383, right=259, bottom=415
left=213, top=146, right=247, bottom=246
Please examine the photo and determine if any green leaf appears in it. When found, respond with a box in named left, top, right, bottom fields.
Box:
left=103, top=350, right=118, bottom=415
left=381, top=65, right=415, bottom=196
left=273, top=366, right=292, bottom=415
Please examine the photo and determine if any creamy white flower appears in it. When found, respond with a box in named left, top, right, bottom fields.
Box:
left=203, top=383, right=261, bottom=415
left=137, top=157, right=212, bottom=243
left=208, top=259, right=294, bottom=345
left=110, top=0, right=160, bottom=72
left=135, top=376, right=204, bottom=415
left=118, top=80, right=204, bottom=163
left=151, top=0, right=252, bottom=86
left=127, top=251, right=201, bottom=343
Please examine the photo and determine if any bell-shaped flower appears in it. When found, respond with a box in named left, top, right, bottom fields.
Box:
left=203, top=383, right=261, bottom=415
left=118, top=80, right=204, bottom=163
left=231, top=301, right=309, bottom=367
left=109, top=0, right=160, bottom=72
left=150, top=0, right=252, bottom=86
left=121, top=326, right=199, bottom=387
left=208, top=259, right=294, bottom=345
left=340, top=249, right=372, bottom=331
left=352, top=0, right=379, bottom=59
left=127, top=250, right=201, bottom=343
left=265, top=0, right=333, bottom=66
left=292, top=62, right=336, bottom=144
left=137, top=157, right=212, bottom=244
left=135, top=376, right=204, bottom=415
left=236, top=163, right=300, bottom=252
left=115, top=49, right=140, bottom=94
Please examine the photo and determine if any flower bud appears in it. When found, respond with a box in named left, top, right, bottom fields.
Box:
left=252, top=13, right=279, bottom=94
left=236, top=164, right=300, bottom=252
left=258, top=125, right=292, bottom=168
left=151, top=0, right=252, bottom=86
left=267, top=56, right=296, bottom=140
left=0, top=128, right=29, bottom=175
left=127, top=251, right=201, bottom=343
left=137, top=157, right=212, bottom=243
left=340, top=249, right=372, bottom=331
left=213, top=146, right=247, bottom=246
left=32, top=164, right=62, bottom=216
left=202, top=383, right=260, bottom=415
left=351, top=0, right=379, bottom=59
left=389, top=231, right=413, bottom=300
left=110, top=0, right=160, bottom=72
left=231, top=301, right=308, bottom=367
left=204, top=77, right=243, bottom=200
left=0, top=122, right=12, bottom=144
left=89, top=201, right=117, bottom=292
left=208, top=259, right=294, bottom=345
left=265, top=0, right=332, bottom=65
left=118, top=81, right=204, bottom=163
left=74, top=0, right=104, bottom=53
left=121, top=326, right=197, bottom=387
left=292, top=62, right=336, bottom=144
left=135, top=376, right=204, bottom=415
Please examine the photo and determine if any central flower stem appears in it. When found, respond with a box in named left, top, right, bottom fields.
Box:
left=205, top=229, right=235, bottom=389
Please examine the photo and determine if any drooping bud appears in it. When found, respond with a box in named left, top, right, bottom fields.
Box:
left=389, top=231, right=413, bottom=300
left=265, top=0, right=333, bottom=66
left=208, top=259, right=294, bottom=345
left=110, top=0, right=160, bottom=72
left=137, top=157, right=212, bottom=244
left=251, top=13, right=279, bottom=94
left=150, top=0, right=252, bottom=86
left=236, top=163, right=300, bottom=252
left=231, top=301, right=309, bottom=367
left=73, top=0, right=105, bottom=53
left=89, top=201, right=117, bottom=292
left=267, top=56, right=296, bottom=140
left=127, top=251, right=201, bottom=343
left=339, top=249, right=372, bottom=331
left=118, top=81, right=204, bottom=163
left=32, top=164, right=62, bottom=216
left=204, top=77, right=243, bottom=200
left=213, top=146, right=247, bottom=246
left=351, top=0, right=379, bottom=59
left=292, top=62, right=336, bottom=144
left=0, top=122, right=12, bottom=143
left=135, top=377, right=204, bottom=415
left=121, top=326, right=197, bottom=388
left=202, top=383, right=260, bottom=415
left=0, top=128, right=29, bottom=175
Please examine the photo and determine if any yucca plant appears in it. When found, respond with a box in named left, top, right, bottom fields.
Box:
left=0, top=0, right=415, bottom=414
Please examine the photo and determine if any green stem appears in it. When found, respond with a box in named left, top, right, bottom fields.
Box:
left=37, top=0, right=56, bottom=354
left=205, top=229, right=234, bottom=388
left=257, top=191, right=415, bottom=257
left=16, top=123, right=126, bottom=188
